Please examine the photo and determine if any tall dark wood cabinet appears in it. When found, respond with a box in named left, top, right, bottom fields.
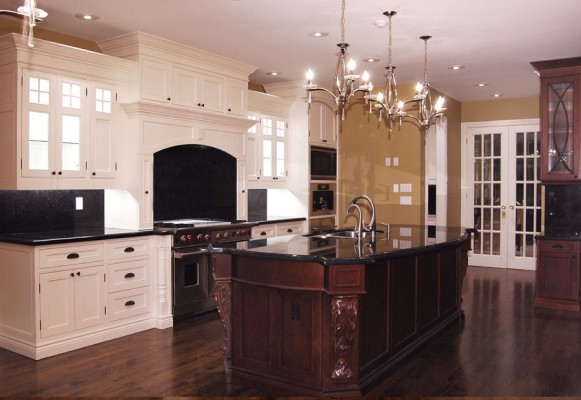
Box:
left=531, top=57, right=581, bottom=183
left=531, top=57, right=581, bottom=312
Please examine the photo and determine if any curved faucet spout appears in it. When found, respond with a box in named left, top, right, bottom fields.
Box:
left=348, top=194, right=376, bottom=235
left=345, top=203, right=364, bottom=239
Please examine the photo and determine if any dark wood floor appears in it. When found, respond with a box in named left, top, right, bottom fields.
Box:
left=1, top=266, right=580, bottom=397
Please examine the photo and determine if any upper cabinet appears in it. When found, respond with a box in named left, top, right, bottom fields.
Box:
left=0, top=34, right=131, bottom=190
left=100, top=32, right=255, bottom=119
left=247, top=91, right=292, bottom=188
left=308, top=98, right=337, bottom=148
left=531, top=57, right=581, bottom=183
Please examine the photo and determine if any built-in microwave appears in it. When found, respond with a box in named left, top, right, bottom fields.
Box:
left=310, top=146, right=337, bottom=180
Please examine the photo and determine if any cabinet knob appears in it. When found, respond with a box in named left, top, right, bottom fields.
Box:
left=145, top=191, right=149, bottom=194
left=70, top=273, right=74, bottom=277
left=167, top=97, right=171, bottom=101
left=58, top=171, right=62, bottom=175
left=52, top=171, right=56, bottom=175
left=76, top=272, right=80, bottom=276
left=92, top=172, right=96, bottom=176
left=228, top=108, right=232, bottom=112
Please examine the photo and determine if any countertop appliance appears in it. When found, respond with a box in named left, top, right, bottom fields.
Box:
left=154, top=218, right=254, bottom=319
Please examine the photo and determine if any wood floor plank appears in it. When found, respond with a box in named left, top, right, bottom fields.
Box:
left=0, top=266, right=580, bottom=396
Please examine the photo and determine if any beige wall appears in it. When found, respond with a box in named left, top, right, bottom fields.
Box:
left=338, top=89, right=539, bottom=229
left=338, top=83, right=461, bottom=228
left=0, top=18, right=101, bottom=52
left=462, top=96, right=539, bottom=122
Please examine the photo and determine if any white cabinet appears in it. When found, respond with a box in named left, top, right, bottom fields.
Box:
left=0, top=235, right=170, bottom=360
left=88, top=82, right=118, bottom=179
left=140, top=58, right=246, bottom=116
left=141, top=58, right=172, bottom=103
left=21, top=70, right=87, bottom=180
left=309, top=100, right=337, bottom=147
left=251, top=220, right=305, bottom=239
left=40, top=265, right=107, bottom=338
left=247, top=91, right=291, bottom=188
left=226, top=78, right=248, bottom=117
left=0, top=35, right=130, bottom=190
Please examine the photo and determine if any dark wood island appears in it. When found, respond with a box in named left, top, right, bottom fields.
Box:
left=212, top=225, right=473, bottom=396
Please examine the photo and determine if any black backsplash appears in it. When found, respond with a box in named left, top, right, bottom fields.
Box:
left=153, top=145, right=237, bottom=221
left=248, top=189, right=267, bottom=222
left=544, top=184, right=581, bottom=234
left=0, top=190, right=104, bottom=235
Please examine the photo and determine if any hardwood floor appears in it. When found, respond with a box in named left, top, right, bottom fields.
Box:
left=1, top=265, right=580, bottom=397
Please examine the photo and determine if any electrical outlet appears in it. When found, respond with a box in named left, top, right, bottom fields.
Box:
left=400, top=183, right=412, bottom=193
left=393, top=183, right=399, bottom=193
left=399, top=196, right=412, bottom=205
left=393, top=157, right=399, bottom=166
left=385, top=157, right=391, bottom=166
left=75, top=197, right=84, bottom=210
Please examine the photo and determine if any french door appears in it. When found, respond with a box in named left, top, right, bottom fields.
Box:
left=464, top=121, right=541, bottom=270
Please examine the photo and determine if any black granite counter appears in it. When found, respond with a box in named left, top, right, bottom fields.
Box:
left=247, top=216, right=306, bottom=225
left=213, top=225, right=472, bottom=266
left=536, top=232, right=581, bottom=241
left=0, top=228, right=163, bottom=246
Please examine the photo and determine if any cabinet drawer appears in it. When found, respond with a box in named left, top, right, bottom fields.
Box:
left=539, top=241, right=575, bottom=253
left=252, top=225, right=275, bottom=239
left=108, top=287, right=150, bottom=322
left=276, top=222, right=304, bottom=236
left=108, top=259, right=150, bottom=293
left=106, top=238, right=150, bottom=261
left=39, top=244, right=105, bottom=269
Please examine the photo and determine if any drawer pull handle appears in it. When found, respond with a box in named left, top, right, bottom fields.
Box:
left=124, top=247, right=135, bottom=253
left=124, top=272, right=136, bottom=279
left=125, top=300, right=136, bottom=307
left=67, top=253, right=80, bottom=259
left=287, top=228, right=293, bottom=233
left=552, top=244, right=564, bottom=249
left=260, top=231, right=267, bottom=236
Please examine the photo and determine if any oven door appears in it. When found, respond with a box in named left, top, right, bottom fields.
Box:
left=172, top=246, right=215, bottom=318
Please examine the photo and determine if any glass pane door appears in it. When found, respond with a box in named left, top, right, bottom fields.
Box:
left=466, top=123, right=541, bottom=270
left=470, top=127, right=507, bottom=267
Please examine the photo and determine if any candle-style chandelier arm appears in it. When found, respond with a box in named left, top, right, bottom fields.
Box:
left=304, top=0, right=372, bottom=120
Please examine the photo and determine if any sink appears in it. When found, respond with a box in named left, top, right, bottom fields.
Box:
left=310, top=229, right=384, bottom=240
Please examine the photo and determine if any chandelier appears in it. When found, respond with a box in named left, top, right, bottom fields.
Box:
left=367, top=12, right=446, bottom=132
left=304, top=0, right=373, bottom=120
left=0, top=0, right=48, bottom=47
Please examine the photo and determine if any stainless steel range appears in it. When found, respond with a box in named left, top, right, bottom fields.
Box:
left=154, top=219, right=254, bottom=319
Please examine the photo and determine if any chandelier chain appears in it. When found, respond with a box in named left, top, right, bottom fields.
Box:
left=340, top=0, right=346, bottom=43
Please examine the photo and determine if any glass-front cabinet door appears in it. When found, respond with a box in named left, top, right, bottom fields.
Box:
left=531, top=57, right=581, bottom=183
left=22, top=70, right=86, bottom=179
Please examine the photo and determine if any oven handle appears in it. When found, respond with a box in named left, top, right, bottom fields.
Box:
left=174, top=247, right=209, bottom=259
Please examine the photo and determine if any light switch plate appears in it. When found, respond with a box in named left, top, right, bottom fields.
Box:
left=75, top=197, right=84, bottom=210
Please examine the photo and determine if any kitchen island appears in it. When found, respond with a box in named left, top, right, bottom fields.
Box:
left=212, top=225, right=473, bottom=396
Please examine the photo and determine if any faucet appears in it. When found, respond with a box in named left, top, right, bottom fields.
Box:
left=345, top=203, right=364, bottom=239
left=346, top=194, right=377, bottom=240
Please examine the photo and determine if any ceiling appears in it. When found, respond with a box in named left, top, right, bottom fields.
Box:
left=3, top=0, right=581, bottom=102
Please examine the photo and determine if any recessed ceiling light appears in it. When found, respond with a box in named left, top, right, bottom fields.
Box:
left=362, top=58, right=380, bottom=63
left=448, top=65, right=465, bottom=70
left=75, top=13, right=100, bottom=21
left=266, top=72, right=282, bottom=76
left=374, top=19, right=388, bottom=28
left=308, top=32, right=329, bottom=38
left=475, top=83, right=488, bottom=87
left=491, top=93, right=503, bottom=98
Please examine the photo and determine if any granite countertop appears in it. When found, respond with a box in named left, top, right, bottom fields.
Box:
left=212, top=225, right=472, bottom=266
left=248, top=216, right=306, bottom=225
left=0, top=228, right=163, bottom=246
left=536, top=231, right=581, bottom=241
